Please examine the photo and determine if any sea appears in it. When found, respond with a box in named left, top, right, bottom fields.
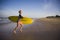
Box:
left=0, top=17, right=11, bottom=24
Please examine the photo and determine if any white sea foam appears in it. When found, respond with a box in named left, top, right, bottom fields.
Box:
left=0, top=17, right=11, bottom=24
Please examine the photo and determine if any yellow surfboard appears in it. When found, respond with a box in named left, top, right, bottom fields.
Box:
left=8, top=16, right=33, bottom=24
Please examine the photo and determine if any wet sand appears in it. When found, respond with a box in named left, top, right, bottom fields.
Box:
left=0, top=18, right=60, bottom=40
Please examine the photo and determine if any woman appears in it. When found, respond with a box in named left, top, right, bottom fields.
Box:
left=13, top=10, right=23, bottom=33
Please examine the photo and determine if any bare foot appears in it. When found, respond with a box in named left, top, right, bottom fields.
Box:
left=13, top=31, right=16, bottom=34
left=20, top=30, right=23, bottom=32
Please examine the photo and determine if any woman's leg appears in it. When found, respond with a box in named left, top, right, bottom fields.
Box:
left=19, top=22, right=23, bottom=32
left=20, top=24, right=23, bottom=32
left=13, top=22, right=19, bottom=33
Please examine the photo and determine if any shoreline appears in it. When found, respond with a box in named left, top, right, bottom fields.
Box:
left=0, top=18, right=60, bottom=40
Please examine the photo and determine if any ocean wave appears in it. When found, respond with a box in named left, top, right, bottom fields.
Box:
left=0, top=17, right=11, bottom=24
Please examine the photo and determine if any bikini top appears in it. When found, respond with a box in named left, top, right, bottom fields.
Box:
left=18, top=15, right=23, bottom=19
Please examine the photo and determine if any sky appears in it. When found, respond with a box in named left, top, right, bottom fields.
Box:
left=0, top=0, right=60, bottom=18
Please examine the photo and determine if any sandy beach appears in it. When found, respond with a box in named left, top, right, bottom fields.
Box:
left=0, top=18, right=60, bottom=40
